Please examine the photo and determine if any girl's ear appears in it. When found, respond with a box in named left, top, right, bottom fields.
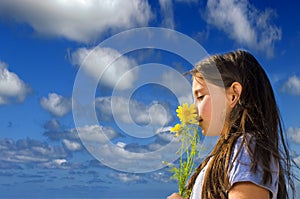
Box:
left=227, top=82, right=242, bottom=108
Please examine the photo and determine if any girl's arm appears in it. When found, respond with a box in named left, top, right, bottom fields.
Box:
left=228, top=181, right=270, bottom=199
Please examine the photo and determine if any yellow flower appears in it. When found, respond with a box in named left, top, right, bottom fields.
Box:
left=170, top=123, right=181, bottom=132
left=170, top=123, right=182, bottom=137
left=165, top=102, right=202, bottom=197
left=176, top=103, right=198, bottom=125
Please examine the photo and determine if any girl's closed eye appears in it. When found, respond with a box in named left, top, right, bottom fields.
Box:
left=196, top=95, right=204, bottom=101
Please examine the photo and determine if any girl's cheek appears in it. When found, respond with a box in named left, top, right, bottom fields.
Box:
left=199, top=98, right=211, bottom=118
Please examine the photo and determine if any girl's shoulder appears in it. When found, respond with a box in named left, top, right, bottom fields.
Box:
left=230, top=133, right=254, bottom=167
left=231, top=133, right=255, bottom=157
left=229, top=133, right=279, bottom=199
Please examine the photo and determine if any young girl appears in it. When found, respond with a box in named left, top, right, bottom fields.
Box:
left=168, top=50, right=296, bottom=199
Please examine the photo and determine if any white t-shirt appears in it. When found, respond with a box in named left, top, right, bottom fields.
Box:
left=190, top=136, right=279, bottom=199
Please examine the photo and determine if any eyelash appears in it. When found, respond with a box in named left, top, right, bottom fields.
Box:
left=195, top=95, right=204, bottom=101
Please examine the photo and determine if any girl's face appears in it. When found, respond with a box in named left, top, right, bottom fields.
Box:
left=192, top=77, right=229, bottom=136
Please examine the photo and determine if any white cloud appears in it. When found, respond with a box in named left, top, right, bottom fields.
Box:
left=37, top=159, right=77, bottom=169
left=282, top=75, right=300, bottom=95
left=150, top=171, right=173, bottom=183
left=43, top=122, right=120, bottom=145
left=108, top=173, right=144, bottom=183
left=95, top=96, right=173, bottom=126
left=44, top=119, right=61, bottom=131
left=159, top=0, right=199, bottom=29
left=117, top=130, right=176, bottom=153
left=40, top=93, right=72, bottom=117
left=71, top=47, right=138, bottom=90
left=116, top=142, right=126, bottom=149
left=175, top=0, right=198, bottom=2
left=159, top=0, right=175, bottom=29
left=161, top=71, right=193, bottom=104
left=77, top=127, right=181, bottom=172
left=62, top=139, right=82, bottom=151
left=0, top=61, right=31, bottom=105
left=155, top=127, right=174, bottom=142
left=287, top=127, right=300, bottom=144
left=0, top=0, right=152, bottom=43
left=204, top=0, right=281, bottom=57
left=88, top=136, right=180, bottom=172
left=0, top=138, right=68, bottom=164
left=75, top=125, right=119, bottom=144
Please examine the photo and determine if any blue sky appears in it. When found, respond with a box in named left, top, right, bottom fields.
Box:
left=0, top=0, right=300, bottom=198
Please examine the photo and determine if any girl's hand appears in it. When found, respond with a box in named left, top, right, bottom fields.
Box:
left=167, top=193, right=185, bottom=199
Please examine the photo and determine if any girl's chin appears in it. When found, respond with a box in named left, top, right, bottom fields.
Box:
left=201, top=129, right=207, bottom=135
left=201, top=129, right=219, bottom=137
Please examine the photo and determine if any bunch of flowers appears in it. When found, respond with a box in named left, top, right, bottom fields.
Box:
left=164, top=103, right=202, bottom=198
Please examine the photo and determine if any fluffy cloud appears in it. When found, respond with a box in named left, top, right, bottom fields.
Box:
left=150, top=170, right=173, bottom=183
left=44, top=129, right=78, bottom=142
left=175, top=0, right=198, bottom=2
left=0, top=61, right=31, bottom=105
left=158, top=0, right=199, bottom=29
left=71, top=47, right=138, bottom=90
left=282, top=75, right=300, bottom=95
left=75, top=125, right=120, bottom=144
left=122, top=130, right=175, bottom=153
left=86, top=129, right=181, bottom=173
left=204, top=0, right=281, bottom=57
left=43, top=121, right=120, bottom=145
left=0, top=138, right=68, bottom=164
left=159, top=0, right=175, bottom=29
left=17, top=121, right=179, bottom=173
left=43, top=119, right=62, bottom=131
left=0, top=0, right=152, bottom=43
left=107, top=173, right=145, bottom=184
left=40, top=93, right=72, bottom=117
left=0, top=137, right=96, bottom=170
left=287, top=127, right=300, bottom=144
left=161, top=71, right=193, bottom=104
left=62, top=139, right=82, bottom=151
left=95, top=96, right=173, bottom=126
left=38, top=159, right=69, bottom=169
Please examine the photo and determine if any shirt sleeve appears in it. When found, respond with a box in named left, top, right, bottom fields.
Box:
left=228, top=136, right=279, bottom=198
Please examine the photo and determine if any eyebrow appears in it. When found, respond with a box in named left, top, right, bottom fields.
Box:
left=193, top=88, right=205, bottom=96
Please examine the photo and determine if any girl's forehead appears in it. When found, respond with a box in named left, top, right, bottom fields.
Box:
left=192, top=77, right=209, bottom=93
left=192, top=76, right=207, bottom=87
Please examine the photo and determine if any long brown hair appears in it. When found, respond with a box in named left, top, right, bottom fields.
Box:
left=185, top=50, right=295, bottom=198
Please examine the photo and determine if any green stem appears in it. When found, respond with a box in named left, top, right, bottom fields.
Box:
left=172, top=124, right=200, bottom=198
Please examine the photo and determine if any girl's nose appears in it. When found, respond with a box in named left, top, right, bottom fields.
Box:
left=194, top=101, right=199, bottom=115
